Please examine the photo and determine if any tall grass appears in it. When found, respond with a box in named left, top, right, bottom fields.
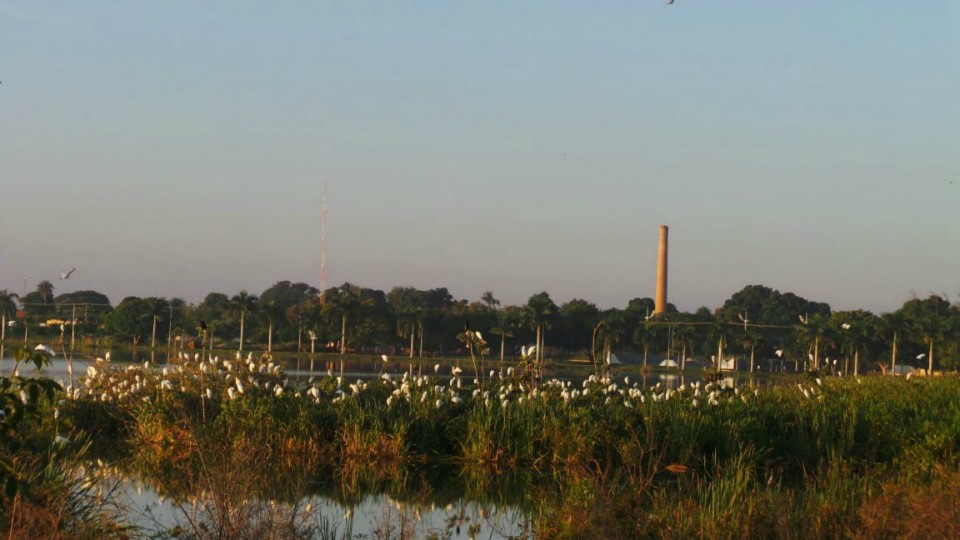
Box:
left=63, top=355, right=960, bottom=538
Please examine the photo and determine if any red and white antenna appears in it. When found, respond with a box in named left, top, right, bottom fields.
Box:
left=320, top=181, right=328, bottom=304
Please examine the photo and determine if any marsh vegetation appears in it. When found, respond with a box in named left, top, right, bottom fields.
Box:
left=4, top=345, right=960, bottom=538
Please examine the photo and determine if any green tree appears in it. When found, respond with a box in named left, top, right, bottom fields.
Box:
left=323, top=283, right=391, bottom=354
left=259, top=281, right=319, bottom=345
left=525, top=292, right=557, bottom=374
left=195, top=293, right=229, bottom=324
left=797, top=313, right=832, bottom=371
left=879, top=312, right=909, bottom=375
left=557, top=299, right=601, bottom=354
left=104, top=297, right=153, bottom=346
left=596, top=309, right=625, bottom=372
left=480, top=291, right=500, bottom=311
left=899, top=295, right=952, bottom=374
left=673, top=324, right=698, bottom=371
left=388, top=287, right=426, bottom=358
left=36, top=281, right=54, bottom=305
left=0, top=290, right=19, bottom=343
left=719, top=284, right=830, bottom=326
left=739, top=328, right=762, bottom=373
left=489, top=305, right=526, bottom=362
left=21, top=281, right=57, bottom=322
left=830, top=310, right=881, bottom=375
left=228, top=291, right=259, bottom=352
left=633, top=319, right=663, bottom=367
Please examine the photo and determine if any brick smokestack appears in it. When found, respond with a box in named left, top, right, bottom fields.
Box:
left=655, top=225, right=668, bottom=315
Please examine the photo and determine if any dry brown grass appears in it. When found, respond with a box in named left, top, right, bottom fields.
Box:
left=2, top=475, right=127, bottom=540
left=855, top=469, right=960, bottom=540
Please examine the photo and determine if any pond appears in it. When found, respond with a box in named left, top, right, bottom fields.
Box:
left=1, top=342, right=793, bottom=392
left=79, top=459, right=540, bottom=539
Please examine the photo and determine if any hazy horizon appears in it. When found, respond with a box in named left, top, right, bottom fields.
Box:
left=2, top=1, right=957, bottom=315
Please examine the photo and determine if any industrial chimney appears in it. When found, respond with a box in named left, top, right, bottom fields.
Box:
left=655, top=225, right=668, bottom=315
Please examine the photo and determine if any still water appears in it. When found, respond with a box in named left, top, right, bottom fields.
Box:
left=1, top=343, right=789, bottom=391
left=110, top=478, right=532, bottom=539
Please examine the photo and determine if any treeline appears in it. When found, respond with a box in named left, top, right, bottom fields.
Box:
left=2, top=282, right=959, bottom=371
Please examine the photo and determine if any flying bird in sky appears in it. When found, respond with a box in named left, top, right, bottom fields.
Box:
left=59, top=268, right=76, bottom=279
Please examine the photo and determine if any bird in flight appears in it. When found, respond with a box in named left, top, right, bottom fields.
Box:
left=666, top=0, right=674, bottom=4
left=59, top=267, right=76, bottom=279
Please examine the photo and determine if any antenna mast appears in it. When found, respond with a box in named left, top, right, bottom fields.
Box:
left=320, top=181, right=328, bottom=304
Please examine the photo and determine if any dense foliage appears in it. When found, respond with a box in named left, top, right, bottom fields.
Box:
left=6, top=282, right=960, bottom=372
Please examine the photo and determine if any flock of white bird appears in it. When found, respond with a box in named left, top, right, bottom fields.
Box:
left=69, top=350, right=847, bottom=417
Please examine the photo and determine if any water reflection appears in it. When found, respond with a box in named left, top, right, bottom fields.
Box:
left=92, top=463, right=535, bottom=539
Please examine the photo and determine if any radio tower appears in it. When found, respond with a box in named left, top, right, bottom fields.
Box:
left=320, top=181, right=328, bottom=305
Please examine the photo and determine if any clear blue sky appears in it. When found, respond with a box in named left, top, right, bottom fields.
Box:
left=1, top=1, right=958, bottom=314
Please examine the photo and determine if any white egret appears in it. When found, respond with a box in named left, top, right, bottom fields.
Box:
left=917, top=353, right=926, bottom=360
left=35, top=344, right=56, bottom=357
left=59, top=268, right=76, bottom=280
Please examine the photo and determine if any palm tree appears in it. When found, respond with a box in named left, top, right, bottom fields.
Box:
left=596, top=310, right=625, bottom=371
left=480, top=291, right=500, bottom=311
left=673, top=324, right=698, bottom=372
left=489, top=306, right=523, bottom=362
left=229, top=291, right=259, bottom=352
left=739, top=329, right=762, bottom=374
left=835, top=319, right=861, bottom=376
left=325, top=283, right=365, bottom=355
left=0, top=290, right=19, bottom=343
left=797, top=313, right=831, bottom=371
left=260, top=298, right=283, bottom=353
left=633, top=320, right=662, bottom=368
left=902, top=296, right=952, bottom=375
left=525, top=292, right=557, bottom=377
left=396, top=309, right=418, bottom=359
left=879, top=312, right=907, bottom=375
left=706, top=319, right=733, bottom=372
left=37, top=280, right=54, bottom=305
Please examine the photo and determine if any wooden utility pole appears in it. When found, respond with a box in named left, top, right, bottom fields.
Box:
left=239, top=310, right=245, bottom=352
left=891, top=331, right=897, bottom=375
left=70, top=305, right=76, bottom=351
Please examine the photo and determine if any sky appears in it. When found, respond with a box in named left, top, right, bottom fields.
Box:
left=1, top=1, right=958, bottom=314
